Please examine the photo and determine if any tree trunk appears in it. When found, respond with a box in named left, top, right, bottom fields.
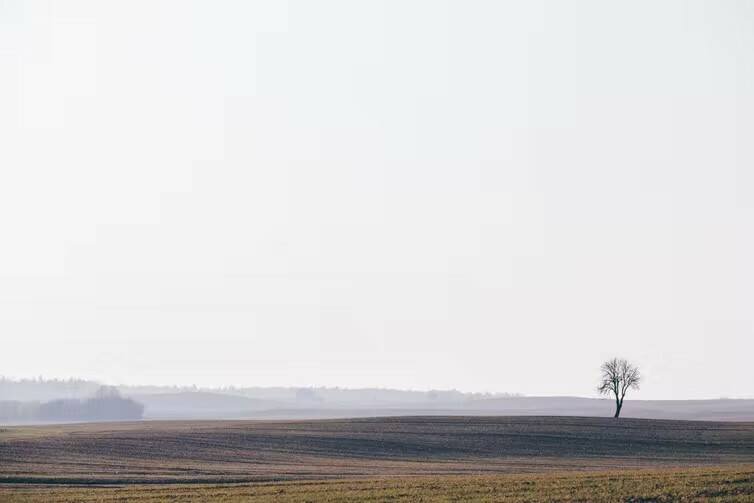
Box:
left=614, top=401, right=622, bottom=418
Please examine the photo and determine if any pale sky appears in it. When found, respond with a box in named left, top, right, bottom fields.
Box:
left=1, top=1, right=752, bottom=399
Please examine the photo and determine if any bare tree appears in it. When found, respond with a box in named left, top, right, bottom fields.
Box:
left=598, top=358, right=640, bottom=418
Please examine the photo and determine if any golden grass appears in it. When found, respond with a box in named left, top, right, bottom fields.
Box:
left=2, top=466, right=753, bottom=502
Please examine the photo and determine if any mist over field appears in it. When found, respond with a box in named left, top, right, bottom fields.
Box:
left=3, top=378, right=754, bottom=424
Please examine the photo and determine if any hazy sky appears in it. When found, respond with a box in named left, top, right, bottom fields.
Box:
left=1, top=1, right=753, bottom=399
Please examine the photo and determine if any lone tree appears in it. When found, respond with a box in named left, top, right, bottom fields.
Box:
left=598, top=358, right=640, bottom=418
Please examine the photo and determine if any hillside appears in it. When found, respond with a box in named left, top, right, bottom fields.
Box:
left=473, top=396, right=754, bottom=421
left=132, top=394, right=754, bottom=421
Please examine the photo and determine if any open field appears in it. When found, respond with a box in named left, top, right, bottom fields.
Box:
left=1, top=416, right=753, bottom=500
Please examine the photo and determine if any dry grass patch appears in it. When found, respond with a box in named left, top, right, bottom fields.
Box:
left=2, top=466, right=753, bottom=502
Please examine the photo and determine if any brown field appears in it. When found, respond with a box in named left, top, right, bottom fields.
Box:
left=1, top=416, right=753, bottom=501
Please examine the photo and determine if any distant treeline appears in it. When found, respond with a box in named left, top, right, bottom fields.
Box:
left=0, top=386, right=143, bottom=423
left=0, top=377, right=101, bottom=402
left=1, top=377, right=520, bottom=405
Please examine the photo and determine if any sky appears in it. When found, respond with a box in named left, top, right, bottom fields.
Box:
left=1, top=1, right=753, bottom=399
